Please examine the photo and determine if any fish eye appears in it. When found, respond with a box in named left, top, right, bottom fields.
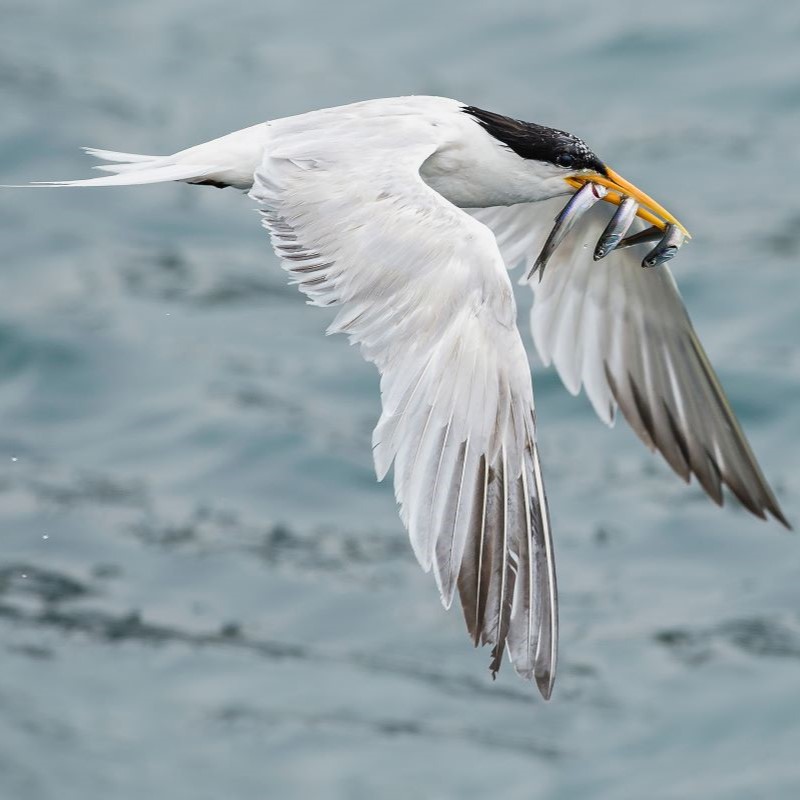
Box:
left=555, top=152, right=576, bottom=168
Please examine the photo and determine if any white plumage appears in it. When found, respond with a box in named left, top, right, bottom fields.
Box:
left=12, top=95, right=787, bottom=699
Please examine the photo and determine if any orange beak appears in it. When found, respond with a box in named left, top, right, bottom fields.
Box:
left=565, top=167, right=691, bottom=238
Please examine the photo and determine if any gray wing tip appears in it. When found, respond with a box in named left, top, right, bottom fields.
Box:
left=506, top=662, right=555, bottom=700
left=611, top=371, right=791, bottom=530
left=687, top=467, right=791, bottom=530
left=768, top=503, right=792, bottom=531
left=703, top=478, right=791, bottom=530
left=717, top=468, right=791, bottom=530
left=535, top=669, right=555, bottom=701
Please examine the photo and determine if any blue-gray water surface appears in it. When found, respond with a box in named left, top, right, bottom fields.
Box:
left=0, top=2, right=799, bottom=798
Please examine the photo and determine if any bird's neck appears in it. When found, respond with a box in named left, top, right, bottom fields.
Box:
left=420, top=123, right=570, bottom=209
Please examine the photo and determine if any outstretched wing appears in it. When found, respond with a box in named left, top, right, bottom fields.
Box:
left=250, top=113, right=558, bottom=696
left=470, top=201, right=788, bottom=526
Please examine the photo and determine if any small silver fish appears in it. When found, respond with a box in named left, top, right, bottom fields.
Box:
left=593, top=196, right=638, bottom=261
left=614, top=225, right=664, bottom=251
left=641, top=224, right=684, bottom=268
left=528, top=182, right=608, bottom=280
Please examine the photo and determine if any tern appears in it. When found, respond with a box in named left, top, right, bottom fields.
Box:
left=10, top=96, right=788, bottom=699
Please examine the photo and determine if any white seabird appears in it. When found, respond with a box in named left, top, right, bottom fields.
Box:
left=10, top=96, right=789, bottom=699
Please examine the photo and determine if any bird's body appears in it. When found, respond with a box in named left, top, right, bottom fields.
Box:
left=12, top=95, right=788, bottom=699
left=69, top=96, right=581, bottom=205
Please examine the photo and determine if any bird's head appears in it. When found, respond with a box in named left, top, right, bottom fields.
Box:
left=463, top=106, right=689, bottom=237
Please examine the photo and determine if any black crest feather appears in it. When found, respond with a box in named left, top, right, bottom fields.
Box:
left=462, top=105, right=605, bottom=174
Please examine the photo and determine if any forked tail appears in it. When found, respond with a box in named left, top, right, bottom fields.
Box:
left=3, top=122, right=267, bottom=190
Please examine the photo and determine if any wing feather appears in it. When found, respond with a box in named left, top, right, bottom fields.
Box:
left=250, top=111, right=559, bottom=694
left=470, top=202, right=788, bottom=527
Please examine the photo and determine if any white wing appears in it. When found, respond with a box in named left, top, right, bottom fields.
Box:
left=249, top=112, right=558, bottom=696
left=471, top=201, right=788, bottom=526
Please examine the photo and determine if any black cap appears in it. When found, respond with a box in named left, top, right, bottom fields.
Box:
left=463, top=105, right=606, bottom=175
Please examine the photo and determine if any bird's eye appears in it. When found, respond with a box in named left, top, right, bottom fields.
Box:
left=555, top=152, right=576, bottom=168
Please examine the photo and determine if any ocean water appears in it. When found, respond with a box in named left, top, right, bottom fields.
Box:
left=0, top=1, right=798, bottom=798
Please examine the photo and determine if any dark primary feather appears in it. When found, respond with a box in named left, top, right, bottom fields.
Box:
left=456, top=437, right=557, bottom=698
left=250, top=123, right=561, bottom=699
left=469, top=201, right=789, bottom=529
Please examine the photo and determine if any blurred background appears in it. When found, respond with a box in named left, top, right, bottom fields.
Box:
left=0, top=1, right=798, bottom=798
